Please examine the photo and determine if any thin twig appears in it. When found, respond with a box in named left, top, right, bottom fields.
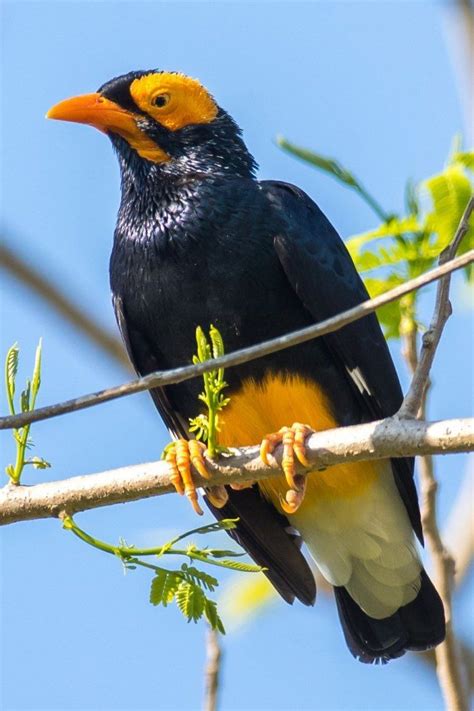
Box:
left=1, top=249, right=472, bottom=432
left=0, top=416, right=472, bottom=526
left=399, top=197, right=474, bottom=418
left=398, top=197, right=473, bottom=711
left=0, top=241, right=130, bottom=369
left=421, top=641, right=474, bottom=696
left=419, top=448, right=468, bottom=710
left=203, top=628, right=222, bottom=711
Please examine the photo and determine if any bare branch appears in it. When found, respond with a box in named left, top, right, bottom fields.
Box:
left=203, top=628, right=222, bottom=711
left=1, top=249, right=472, bottom=433
left=420, top=641, right=474, bottom=696
left=0, top=241, right=129, bottom=369
left=419, top=448, right=469, bottom=710
left=398, top=197, right=473, bottom=710
left=442, top=465, right=474, bottom=587
left=0, top=416, right=472, bottom=526
left=399, top=197, right=474, bottom=418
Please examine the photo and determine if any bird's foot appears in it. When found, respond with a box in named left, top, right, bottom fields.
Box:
left=230, top=480, right=256, bottom=491
left=163, top=439, right=209, bottom=515
left=205, top=485, right=229, bottom=509
left=206, top=480, right=255, bottom=509
left=260, top=423, right=313, bottom=514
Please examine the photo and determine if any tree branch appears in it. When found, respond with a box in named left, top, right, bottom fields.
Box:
left=0, top=241, right=129, bottom=369
left=398, top=197, right=473, bottom=710
left=443, top=466, right=474, bottom=588
left=1, top=416, right=472, bottom=526
left=399, top=197, right=474, bottom=418
left=203, top=628, right=222, bottom=711
left=1, top=249, right=472, bottom=432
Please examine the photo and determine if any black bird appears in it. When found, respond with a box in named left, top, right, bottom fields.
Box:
left=47, top=70, right=445, bottom=662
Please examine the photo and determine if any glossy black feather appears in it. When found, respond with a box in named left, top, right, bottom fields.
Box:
left=334, top=571, right=445, bottom=663
left=105, top=72, right=443, bottom=660
left=115, top=290, right=317, bottom=607
left=205, top=488, right=316, bottom=606
left=261, top=180, right=422, bottom=544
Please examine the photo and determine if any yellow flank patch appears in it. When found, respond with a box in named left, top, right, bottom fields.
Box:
left=130, top=72, right=218, bottom=131
left=219, top=372, right=380, bottom=515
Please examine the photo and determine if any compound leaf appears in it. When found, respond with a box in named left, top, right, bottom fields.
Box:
left=175, top=580, right=205, bottom=622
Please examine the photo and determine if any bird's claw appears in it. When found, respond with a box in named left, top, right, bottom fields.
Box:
left=205, top=485, right=229, bottom=509
left=260, top=423, right=313, bottom=514
left=279, top=477, right=308, bottom=514
left=205, top=479, right=256, bottom=509
left=164, top=439, right=209, bottom=515
left=230, top=480, right=256, bottom=491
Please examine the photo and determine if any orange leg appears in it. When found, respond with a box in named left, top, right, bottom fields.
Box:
left=165, top=439, right=209, bottom=515
left=260, top=423, right=313, bottom=514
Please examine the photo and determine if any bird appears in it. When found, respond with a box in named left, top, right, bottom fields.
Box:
left=47, top=70, right=445, bottom=663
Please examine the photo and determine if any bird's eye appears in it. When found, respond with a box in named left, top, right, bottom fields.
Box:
left=152, top=93, right=170, bottom=108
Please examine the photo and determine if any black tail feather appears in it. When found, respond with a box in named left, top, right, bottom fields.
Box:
left=205, top=486, right=316, bottom=606
left=334, top=570, right=445, bottom=663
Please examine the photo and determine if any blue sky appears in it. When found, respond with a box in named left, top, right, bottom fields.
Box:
left=1, top=1, right=472, bottom=710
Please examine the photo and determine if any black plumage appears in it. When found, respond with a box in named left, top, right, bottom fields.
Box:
left=49, top=70, right=445, bottom=662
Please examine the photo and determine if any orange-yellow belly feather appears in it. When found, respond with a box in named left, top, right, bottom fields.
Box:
left=219, top=373, right=380, bottom=518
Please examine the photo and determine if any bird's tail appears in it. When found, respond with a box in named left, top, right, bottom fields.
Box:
left=292, top=464, right=445, bottom=662
left=333, top=569, right=445, bottom=663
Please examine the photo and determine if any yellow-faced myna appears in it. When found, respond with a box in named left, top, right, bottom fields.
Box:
left=47, top=70, right=445, bottom=662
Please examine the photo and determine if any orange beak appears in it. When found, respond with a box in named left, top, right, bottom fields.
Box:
left=46, top=92, right=169, bottom=163
left=46, top=92, right=138, bottom=135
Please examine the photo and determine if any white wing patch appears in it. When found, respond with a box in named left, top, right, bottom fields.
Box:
left=346, top=365, right=372, bottom=396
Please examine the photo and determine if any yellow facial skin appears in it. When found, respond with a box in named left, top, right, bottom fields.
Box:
left=130, top=72, right=218, bottom=132
left=47, top=72, right=218, bottom=164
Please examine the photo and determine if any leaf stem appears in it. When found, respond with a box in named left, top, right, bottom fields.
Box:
left=354, top=184, right=392, bottom=223
left=61, top=516, right=259, bottom=572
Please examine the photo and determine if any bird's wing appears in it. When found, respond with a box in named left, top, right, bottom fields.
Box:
left=113, top=294, right=189, bottom=438
left=113, top=293, right=317, bottom=606
left=261, top=180, right=422, bottom=543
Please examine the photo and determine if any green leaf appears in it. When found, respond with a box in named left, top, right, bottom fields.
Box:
left=189, top=414, right=209, bottom=442
left=189, top=519, right=239, bottom=536
left=150, top=570, right=181, bottom=607
left=204, top=599, right=226, bottom=634
left=5, top=464, right=15, bottom=478
left=20, top=381, right=31, bottom=413
left=452, top=151, right=474, bottom=171
left=405, top=178, right=420, bottom=217
left=423, top=165, right=473, bottom=268
left=29, top=456, right=51, bottom=470
left=30, top=339, right=43, bottom=407
left=209, top=324, right=225, bottom=359
left=213, top=559, right=264, bottom=573
left=205, top=549, right=246, bottom=559
left=346, top=216, right=421, bottom=258
left=181, top=565, right=218, bottom=592
left=175, top=580, right=205, bottom=622
left=277, top=136, right=358, bottom=186
left=277, top=136, right=391, bottom=221
left=158, top=518, right=239, bottom=556
left=363, top=275, right=407, bottom=340
left=5, top=343, right=19, bottom=415
left=195, top=326, right=211, bottom=363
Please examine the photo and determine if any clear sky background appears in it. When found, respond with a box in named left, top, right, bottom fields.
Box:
left=1, top=2, right=472, bottom=710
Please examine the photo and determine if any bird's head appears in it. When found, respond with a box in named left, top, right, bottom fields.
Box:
left=47, top=70, right=256, bottom=179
